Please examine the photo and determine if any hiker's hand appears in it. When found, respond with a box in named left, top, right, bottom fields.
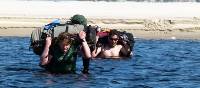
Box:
left=46, top=37, right=52, bottom=47
left=79, top=31, right=86, bottom=40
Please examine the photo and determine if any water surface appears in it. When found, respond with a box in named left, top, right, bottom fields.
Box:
left=0, top=37, right=200, bottom=88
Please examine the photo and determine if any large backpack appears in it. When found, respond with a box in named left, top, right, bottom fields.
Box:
left=30, top=20, right=85, bottom=55
left=29, top=20, right=99, bottom=56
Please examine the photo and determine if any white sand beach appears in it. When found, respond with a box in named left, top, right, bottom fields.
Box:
left=0, top=1, right=200, bottom=39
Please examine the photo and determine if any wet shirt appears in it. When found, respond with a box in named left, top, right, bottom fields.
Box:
left=46, top=41, right=79, bottom=73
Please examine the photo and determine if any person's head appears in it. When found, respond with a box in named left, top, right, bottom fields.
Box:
left=70, top=14, right=87, bottom=26
left=108, top=30, right=119, bottom=47
left=57, top=32, right=72, bottom=53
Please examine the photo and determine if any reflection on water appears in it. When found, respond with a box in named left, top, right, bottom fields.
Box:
left=0, top=37, right=200, bottom=88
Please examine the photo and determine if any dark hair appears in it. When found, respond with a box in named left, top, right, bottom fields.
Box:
left=57, top=32, right=72, bottom=45
left=70, top=14, right=87, bottom=26
left=109, top=29, right=119, bottom=38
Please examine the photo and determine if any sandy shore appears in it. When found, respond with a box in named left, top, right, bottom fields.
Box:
left=1, top=17, right=200, bottom=39
left=0, top=1, right=200, bottom=39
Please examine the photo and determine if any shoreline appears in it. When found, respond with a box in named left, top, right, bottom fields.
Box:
left=0, top=17, right=200, bottom=39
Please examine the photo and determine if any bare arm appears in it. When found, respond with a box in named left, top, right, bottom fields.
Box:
left=91, top=35, right=102, bottom=58
left=79, top=31, right=91, bottom=58
left=79, top=31, right=91, bottom=74
left=120, top=44, right=131, bottom=57
left=92, top=46, right=102, bottom=58
left=40, top=37, right=52, bottom=66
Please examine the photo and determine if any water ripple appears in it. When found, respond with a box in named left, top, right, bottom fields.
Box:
left=0, top=37, right=200, bottom=88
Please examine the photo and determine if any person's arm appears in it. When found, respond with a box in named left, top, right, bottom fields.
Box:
left=40, top=37, right=52, bottom=66
left=79, top=31, right=91, bottom=74
left=92, top=46, right=102, bottom=58
left=79, top=31, right=91, bottom=58
left=120, top=43, right=131, bottom=57
left=91, top=35, right=102, bottom=58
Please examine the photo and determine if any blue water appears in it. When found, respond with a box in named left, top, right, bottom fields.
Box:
left=0, top=37, right=200, bottom=88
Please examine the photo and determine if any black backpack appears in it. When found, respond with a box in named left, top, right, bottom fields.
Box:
left=118, top=31, right=135, bottom=52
